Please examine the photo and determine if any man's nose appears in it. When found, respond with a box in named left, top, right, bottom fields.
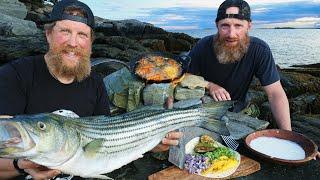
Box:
left=67, top=34, right=78, bottom=47
left=227, top=26, right=237, bottom=38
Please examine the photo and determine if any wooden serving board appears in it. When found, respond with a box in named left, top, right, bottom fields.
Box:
left=148, top=155, right=260, bottom=180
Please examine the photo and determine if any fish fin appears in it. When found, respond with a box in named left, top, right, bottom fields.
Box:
left=86, top=174, right=113, bottom=179
left=89, top=175, right=113, bottom=180
left=52, top=109, right=80, bottom=118
left=201, top=118, right=230, bottom=136
left=83, top=138, right=104, bottom=157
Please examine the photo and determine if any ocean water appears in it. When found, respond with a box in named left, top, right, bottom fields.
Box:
left=171, top=29, right=320, bottom=68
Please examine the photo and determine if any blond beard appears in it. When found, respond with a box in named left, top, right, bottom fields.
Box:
left=45, top=45, right=91, bottom=82
left=213, top=33, right=250, bottom=64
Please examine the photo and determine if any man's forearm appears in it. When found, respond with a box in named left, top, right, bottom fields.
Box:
left=0, top=159, right=15, bottom=171
left=0, top=170, right=20, bottom=179
left=0, top=159, right=20, bottom=179
left=263, top=81, right=291, bottom=130
left=269, top=91, right=291, bottom=130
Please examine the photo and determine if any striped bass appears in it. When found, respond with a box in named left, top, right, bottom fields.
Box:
left=0, top=102, right=231, bottom=179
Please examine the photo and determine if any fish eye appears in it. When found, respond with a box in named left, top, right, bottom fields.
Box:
left=37, top=121, right=46, bottom=131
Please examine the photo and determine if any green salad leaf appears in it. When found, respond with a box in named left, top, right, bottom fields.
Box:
left=204, top=147, right=235, bottom=161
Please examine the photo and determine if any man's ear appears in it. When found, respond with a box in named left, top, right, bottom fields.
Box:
left=45, top=29, right=52, bottom=43
left=248, top=22, right=253, bottom=30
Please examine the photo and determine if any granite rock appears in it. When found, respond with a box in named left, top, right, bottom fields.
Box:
left=0, top=0, right=27, bottom=19
left=173, top=99, right=202, bottom=109
left=179, top=74, right=208, bottom=89
left=0, top=12, right=40, bottom=36
left=0, top=35, right=47, bottom=63
left=174, top=85, right=205, bottom=100
left=104, top=67, right=145, bottom=111
left=143, top=83, right=174, bottom=106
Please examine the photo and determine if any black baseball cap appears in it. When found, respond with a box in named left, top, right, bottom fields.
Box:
left=215, top=0, right=251, bottom=22
left=47, top=0, right=95, bottom=29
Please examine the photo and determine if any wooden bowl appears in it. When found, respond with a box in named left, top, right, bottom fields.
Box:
left=245, top=129, right=318, bottom=165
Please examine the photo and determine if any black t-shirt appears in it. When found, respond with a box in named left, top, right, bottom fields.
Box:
left=188, top=35, right=280, bottom=102
left=0, top=55, right=110, bottom=116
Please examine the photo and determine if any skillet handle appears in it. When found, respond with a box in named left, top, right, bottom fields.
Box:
left=179, top=54, right=191, bottom=72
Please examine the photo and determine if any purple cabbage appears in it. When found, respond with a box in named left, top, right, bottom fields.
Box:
left=184, top=154, right=209, bottom=174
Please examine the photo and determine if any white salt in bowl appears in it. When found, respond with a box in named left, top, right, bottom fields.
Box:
left=245, top=129, right=318, bottom=165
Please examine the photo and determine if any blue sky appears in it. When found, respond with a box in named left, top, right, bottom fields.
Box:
left=81, top=0, right=320, bottom=30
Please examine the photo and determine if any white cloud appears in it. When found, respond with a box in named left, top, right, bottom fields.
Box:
left=161, top=14, right=188, bottom=21
left=295, top=17, right=320, bottom=22
left=248, top=0, right=308, bottom=5
left=83, top=0, right=320, bottom=11
left=159, top=25, right=199, bottom=30
left=254, top=20, right=271, bottom=24
left=260, top=16, right=320, bottom=28
left=148, top=21, right=166, bottom=25
left=147, top=14, right=188, bottom=26
left=168, top=0, right=315, bottom=8
left=252, top=8, right=270, bottom=13
left=171, top=0, right=315, bottom=8
left=82, top=0, right=319, bottom=20
left=147, top=15, right=193, bottom=30
left=174, top=0, right=221, bottom=8
left=83, top=0, right=315, bottom=12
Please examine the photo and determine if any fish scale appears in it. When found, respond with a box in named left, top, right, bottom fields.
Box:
left=77, top=110, right=205, bottom=156
left=79, top=115, right=199, bottom=146
left=77, top=110, right=202, bottom=134
left=78, top=110, right=162, bottom=124
left=79, top=108, right=199, bottom=124
left=80, top=119, right=200, bottom=145
left=0, top=102, right=232, bottom=179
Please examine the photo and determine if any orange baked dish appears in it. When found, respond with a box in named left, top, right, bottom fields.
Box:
left=135, top=55, right=182, bottom=82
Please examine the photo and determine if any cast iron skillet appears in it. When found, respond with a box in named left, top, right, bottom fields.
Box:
left=129, top=52, right=191, bottom=83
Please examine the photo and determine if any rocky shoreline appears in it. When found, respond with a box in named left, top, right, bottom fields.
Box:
left=1, top=0, right=319, bottom=159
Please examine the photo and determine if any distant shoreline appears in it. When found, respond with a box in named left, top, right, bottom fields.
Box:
left=258, top=27, right=320, bottom=29
left=169, top=27, right=320, bottom=32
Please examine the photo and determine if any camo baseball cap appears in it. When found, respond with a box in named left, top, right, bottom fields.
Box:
left=215, top=0, right=251, bottom=22
left=47, top=0, right=95, bottom=29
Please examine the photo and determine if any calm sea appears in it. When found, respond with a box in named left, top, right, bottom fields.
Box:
left=171, top=29, right=320, bottom=68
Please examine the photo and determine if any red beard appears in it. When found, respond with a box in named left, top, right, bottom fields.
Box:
left=46, top=44, right=92, bottom=82
left=213, top=34, right=250, bottom=64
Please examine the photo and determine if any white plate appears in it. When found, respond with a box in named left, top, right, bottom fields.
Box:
left=185, top=137, right=241, bottom=178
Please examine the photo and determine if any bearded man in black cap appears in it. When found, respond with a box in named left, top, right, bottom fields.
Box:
left=188, top=0, right=292, bottom=131
left=0, top=0, right=109, bottom=179
left=0, top=0, right=182, bottom=179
